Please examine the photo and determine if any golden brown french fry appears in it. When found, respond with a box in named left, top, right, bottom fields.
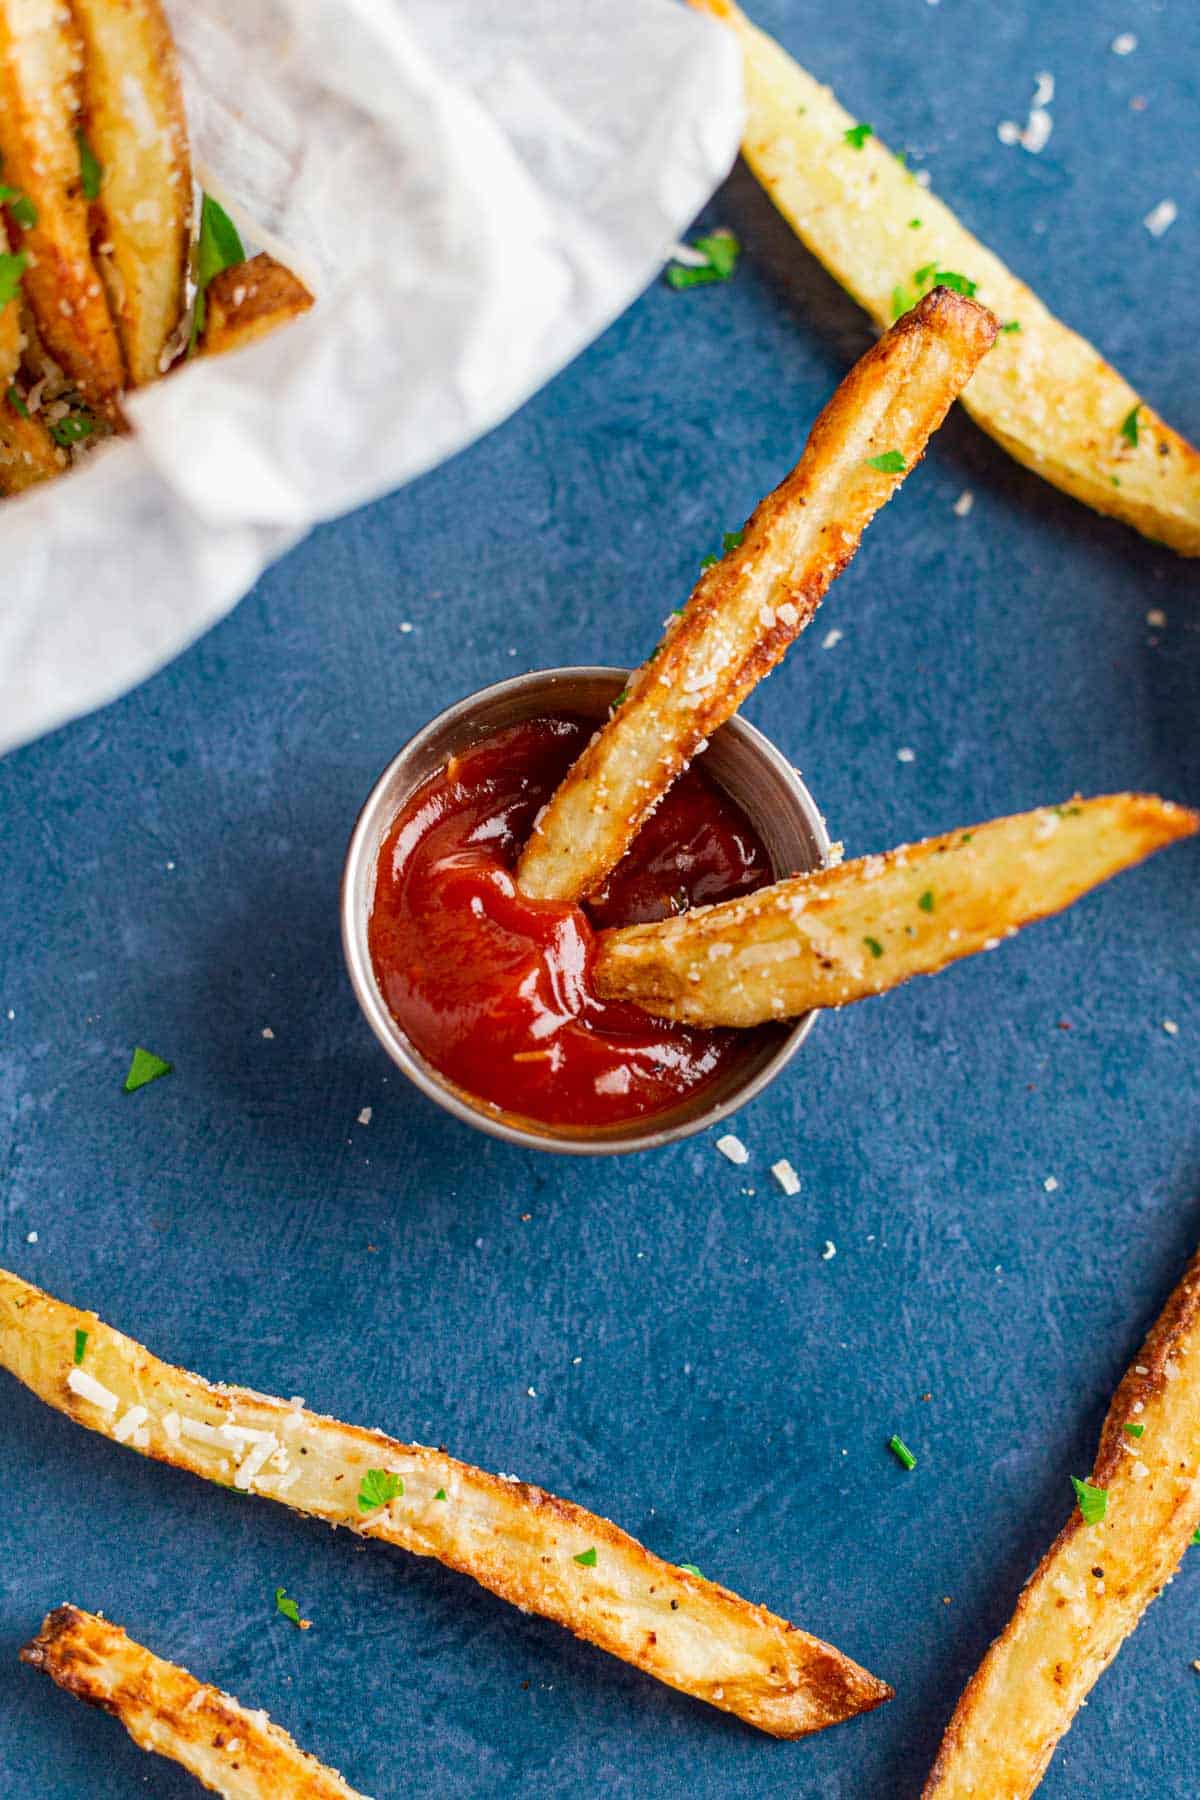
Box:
left=0, top=0, right=125, bottom=408
left=0, top=1267, right=891, bottom=1738
left=923, top=1245, right=1200, bottom=1797
left=71, top=0, right=192, bottom=386
left=200, top=252, right=315, bottom=358
left=22, top=1606, right=368, bottom=1800
left=688, top=0, right=1200, bottom=556
left=0, top=390, right=65, bottom=495
left=593, top=794, right=1197, bottom=1026
left=517, top=288, right=996, bottom=902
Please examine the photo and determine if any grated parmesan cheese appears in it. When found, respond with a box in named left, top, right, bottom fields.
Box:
left=67, top=1367, right=119, bottom=1415
left=770, top=1158, right=801, bottom=1196
left=715, top=1133, right=749, bottom=1166
left=113, top=1404, right=149, bottom=1444
left=1143, top=199, right=1177, bottom=238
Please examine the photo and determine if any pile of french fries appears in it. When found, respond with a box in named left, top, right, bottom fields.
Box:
left=0, top=0, right=312, bottom=500
left=3, top=5, right=1197, bottom=1798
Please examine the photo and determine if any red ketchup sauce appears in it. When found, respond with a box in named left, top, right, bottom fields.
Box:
left=367, top=717, right=774, bottom=1128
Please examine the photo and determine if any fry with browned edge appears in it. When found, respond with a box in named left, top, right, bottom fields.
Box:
left=201, top=253, right=315, bottom=359
left=687, top=0, right=1200, bottom=555
left=22, top=1605, right=369, bottom=1800
left=0, top=1267, right=891, bottom=1738
left=923, top=1243, right=1200, bottom=1797
left=0, top=0, right=125, bottom=409
left=593, top=793, right=1197, bottom=1026
left=516, top=288, right=996, bottom=903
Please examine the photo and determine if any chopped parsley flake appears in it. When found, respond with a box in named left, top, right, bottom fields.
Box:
left=666, top=230, right=740, bottom=291
left=934, top=270, right=977, bottom=297
left=274, top=1587, right=306, bottom=1628
left=888, top=1435, right=917, bottom=1471
left=76, top=131, right=103, bottom=202
left=49, top=414, right=98, bottom=447
left=573, top=1546, right=598, bottom=1567
left=960, top=832, right=973, bottom=843
left=1071, top=1476, right=1108, bottom=1525
left=1000, top=320, right=1022, bottom=333
left=891, top=284, right=914, bottom=321
left=1123, top=1423, right=1144, bottom=1438
left=914, top=262, right=938, bottom=286
left=0, top=250, right=27, bottom=308
left=867, top=450, right=906, bottom=474
left=1054, top=804, right=1083, bottom=818
left=864, top=936, right=885, bottom=959
left=0, top=186, right=36, bottom=230
left=434, top=1487, right=448, bottom=1501
left=918, top=890, right=935, bottom=913
left=122, top=1047, right=173, bottom=1094
left=7, top=384, right=28, bottom=418
left=612, top=689, right=629, bottom=708
left=908, top=217, right=922, bottom=229
left=722, top=528, right=745, bottom=554
left=843, top=122, right=873, bottom=150
left=1193, top=1527, right=1200, bottom=1547
left=678, top=1563, right=703, bottom=1577
left=1120, top=404, right=1141, bottom=448
left=357, top=1468, right=403, bottom=1512
left=73, top=1328, right=89, bottom=1365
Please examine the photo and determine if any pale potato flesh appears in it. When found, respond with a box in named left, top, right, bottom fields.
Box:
left=70, top=0, right=192, bottom=386
left=593, top=794, right=1197, bottom=1026
left=517, top=287, right=996, bottom=903
left=0, top=1267, right=891, bottom=1738
left=923, top=1246, right=1200, bottom=1797
left=688, top=0, right=1200, bottom=555
left=22, top=1606, right=369, bottom=1800
left=0, top=0, right=125, bottom=407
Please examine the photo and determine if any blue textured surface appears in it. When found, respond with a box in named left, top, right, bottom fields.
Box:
left=2, top=3, right=1198, bottom=1794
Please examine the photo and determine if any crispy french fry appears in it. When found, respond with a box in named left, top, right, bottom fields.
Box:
left=200, top=252, right=315, bottom=358
left=0, top=0, right=125, bottom=408
left=688, top=0, right=1200, bottom=556
left=0, top=389, right=65, bottom=494
left=923, top=1245, right=1200, bottom=1797
left=70, top=0, right=192, bottom=386
left=517, top=287, right=996, bottom=902
left=22, top=1606, right=368, bottom=1800
left=593, top=794, right=1197, bottom=1027
left=0, top=1267, right=891, bottom=1737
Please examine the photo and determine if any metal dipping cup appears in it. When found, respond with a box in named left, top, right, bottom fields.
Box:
left=341, top=667, right=830, bottom=1155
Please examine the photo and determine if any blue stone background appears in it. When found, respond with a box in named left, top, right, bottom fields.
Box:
left=1, top=1, right=1197, bottom=1793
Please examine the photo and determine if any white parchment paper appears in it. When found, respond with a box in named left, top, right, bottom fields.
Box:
left=0, top=0, right=741, bottom=757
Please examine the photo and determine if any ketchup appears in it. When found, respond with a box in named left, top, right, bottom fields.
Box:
left=367, top=717, right=774, bottom=1128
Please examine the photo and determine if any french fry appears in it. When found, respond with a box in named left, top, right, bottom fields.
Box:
left=22, top=1605, right=368, bottom=1800
left=70, top=0, right=192, bottom=386
left=0, top=1267, right=891, bottom=1738
left=200, top=253, right=315, bottom=358
left=688, top=0, right=1200, bottom=556
left=517, top=287, right=996, bottom=902
left=923, top=1245, right=1200, bottom=1797
left=593, top=794, right=1197, bottom=1027
left=0, top=0, right=125, bottom=408
left=0, top=391, right=65, bottom=495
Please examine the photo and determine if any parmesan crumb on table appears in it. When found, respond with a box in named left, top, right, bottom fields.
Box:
left=1111, top=31, right=1137, bottom=54
left=715, top=1133, right=749, bottom=1165
left=896, top=746, right=916, bottom=764
left=821, top=1240, right=837, bottom=1261
left=357, top=1106, right=373, bottom=1126
left=1162, top=1019, right=1180, bottom=1036
left=821, top=627, right=843, bottom=649
left=953, top=489, right=974, bottom=517
left=25, top=1230, right=37, bottom=1244
left=1043, top=1176, right=1059, bottom=1193
left=1143, top=199, right=1178, bottom=238
left=261, top=1026, right=275, bottom=1040
left=770, top=1158, right=800, bottom=1196
left=1146, top=608, right=1167, bottom=628
left=399, top=621, right=414, bottom=634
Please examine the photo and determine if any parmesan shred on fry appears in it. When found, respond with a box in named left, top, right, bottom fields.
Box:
left=21, top=1606, right=371, bottom=1800
left=685, top=0, right=1200, bottom=556
left=516, top=287, right=997, bottom=904
left=592, top=794, right=1197, bottom=1027
left=0, top=1266, right=891, bottom=1739
left=922, top=1244, right=1200, bottom=1798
